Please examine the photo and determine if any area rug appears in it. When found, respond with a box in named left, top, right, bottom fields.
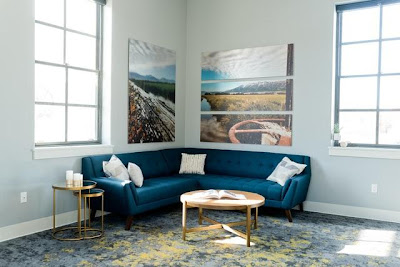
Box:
left=1, top=205, right=400, bottom=266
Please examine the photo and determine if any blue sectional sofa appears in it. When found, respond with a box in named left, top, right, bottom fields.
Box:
left=82, top=148, right=311, bottom=230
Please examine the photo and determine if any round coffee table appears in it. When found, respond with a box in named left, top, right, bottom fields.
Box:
left=180, top=190, right=265, bottom=247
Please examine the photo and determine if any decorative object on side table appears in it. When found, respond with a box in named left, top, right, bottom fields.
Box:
left=66, top=170, right=73, bottom=186
left=52, top=180, right=103, bottom=241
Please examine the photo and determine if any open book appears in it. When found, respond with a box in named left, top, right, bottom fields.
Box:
left=192, top=190, right=246, bottom=200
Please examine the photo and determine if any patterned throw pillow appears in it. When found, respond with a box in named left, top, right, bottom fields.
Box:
left=179, top=153, right=207, bottom=175
left=267, top=157, right=307, bottom=186
left=102, top=155, right=130, bottom=181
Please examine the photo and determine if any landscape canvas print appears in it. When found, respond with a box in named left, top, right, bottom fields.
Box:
left=200, top=43, right=294, bottom=146
left=201, top=114, right=292, bottom=146
left=201, top=79, right=293, bottom=111
left=201, top=44, right=294, bottom=80
left=128, top=39, right=176, bottom=143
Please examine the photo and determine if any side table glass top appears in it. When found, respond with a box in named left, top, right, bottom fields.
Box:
left=52, top=180, right=96, bottom=191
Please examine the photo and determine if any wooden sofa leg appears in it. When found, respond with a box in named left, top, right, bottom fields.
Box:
left=285, top=210, right=293, bottom=222
left=299, top=203, right=304, bottom=212
left=90, top=209, right=97, bottom=222
left=125, top=216, right=134, bottom=230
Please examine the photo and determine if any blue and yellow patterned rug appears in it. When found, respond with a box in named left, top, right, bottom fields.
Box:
left=1, top=205, right=400, bottom=266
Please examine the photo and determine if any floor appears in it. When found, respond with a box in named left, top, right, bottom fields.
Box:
left=1, top=205, right=400, bottom=266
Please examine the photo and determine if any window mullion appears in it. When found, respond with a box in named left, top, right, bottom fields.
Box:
left=64, top=0, right=68, bottom=143
left=376, top=4, right=384, bottom=145
left=334, top=11, right=343, bottom=144
left=96, top=4, right=103, bottom=143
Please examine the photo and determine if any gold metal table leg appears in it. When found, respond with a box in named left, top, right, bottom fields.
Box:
left=53, top=188, right=56, bottom=233
left=88, top=196, right=91, bottom=228
left=84, top=196, right=87, bottom=238
left=254, top=207, right=258, bottom=229
left=182, top=201, right=187, bottom=240
left=78, top=190, right=81, bottom=239
left=246, top=206, right=251, bottom=247
left=101, top=194, right=104, bottom=236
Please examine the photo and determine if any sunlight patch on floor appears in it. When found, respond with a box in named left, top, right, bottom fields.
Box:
left=212, top=236, right=255, bottom=246
left=337, top=230, right=396, bottom=257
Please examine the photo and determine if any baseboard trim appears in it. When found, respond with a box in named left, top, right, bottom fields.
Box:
left=303, top=201, right=400, bottom=224
left=0, top=210, right=106, bottom=243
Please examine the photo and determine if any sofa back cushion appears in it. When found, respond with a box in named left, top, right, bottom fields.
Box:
left=161, top=148, right=310, bottom=179
left=84, top=151, right=170, bottom=179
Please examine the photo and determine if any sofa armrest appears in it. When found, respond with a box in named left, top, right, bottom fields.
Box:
left=281, top=174, right=311, bottom=210
left=91, top=177, right=138, bottom=215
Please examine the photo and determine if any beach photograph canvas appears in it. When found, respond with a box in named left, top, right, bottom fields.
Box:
left=128, top=39, right=176, bottom=143
left=201, top=44, right=294, bottom=81
left=201, top=114, right=292, bottom=146
left=201, top=79, right=293, bottom=112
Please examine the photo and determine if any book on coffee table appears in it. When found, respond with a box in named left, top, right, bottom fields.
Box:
left=192, top=189, right=246, bottom=200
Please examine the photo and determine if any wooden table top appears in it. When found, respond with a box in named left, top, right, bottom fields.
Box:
left=180, top=190, right=265, bottom=210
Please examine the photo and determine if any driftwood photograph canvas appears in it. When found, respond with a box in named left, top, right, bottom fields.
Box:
left=128, top=39, right=176, bottom=143
left=201, top=114, right=292, bottom=146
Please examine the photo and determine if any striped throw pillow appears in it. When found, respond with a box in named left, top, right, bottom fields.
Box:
left=179, top=153, right=207, bottom=175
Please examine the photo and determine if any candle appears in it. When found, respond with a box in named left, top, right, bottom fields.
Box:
left=73, top=173, right=81, bottom=187
left=79, top=174, right=84, bottom=187
left=66, top=170, right=73, bottom=186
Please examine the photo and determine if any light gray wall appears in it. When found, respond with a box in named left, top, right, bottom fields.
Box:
left=109, top=0, right=187, bottom=153
left=0, top=0, right=187, bottom=228
left=185, top=0, right=400, bottom=211
left=2, top=0, right=399, bottom=230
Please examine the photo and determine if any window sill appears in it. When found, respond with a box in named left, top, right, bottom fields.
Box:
left=328, top=146, right=400, bottom=160
left=32, top=144, right=114, bottom=160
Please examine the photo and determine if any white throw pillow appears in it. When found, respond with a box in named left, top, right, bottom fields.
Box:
left=102, top=161, right=112, bottom=177
left=179, top=153, right=207, bottom=175
left=103, top=155, right=129, bottom=181
left=267, top=157, right=307, bottom=186
left=128, top=162, right=144, bottom=187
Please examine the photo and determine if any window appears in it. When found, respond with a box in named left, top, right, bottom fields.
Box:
left=34, top=0, right=103, bottom=146
left=335, top=0, right=400, bottom=148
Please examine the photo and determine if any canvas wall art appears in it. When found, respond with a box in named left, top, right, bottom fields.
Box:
left=128, top=39, right=176, bottom=143
left=200, top=43, right=294, bottom=146
left=201, top=79, right=293, bottom=111
left=201, top=114, right=292, bottom=146
left=201, top=44, right=294, bottom=80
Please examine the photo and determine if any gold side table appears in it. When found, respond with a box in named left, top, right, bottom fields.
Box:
left=52, top=180, right=96, bottom=241
left=74, top=188, right=105, bottom=239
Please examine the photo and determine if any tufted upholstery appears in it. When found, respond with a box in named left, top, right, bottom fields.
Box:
left=82, top=148, right=311, bottom=218
left=161, top=148, right=309, bottom=179
left=179, top=174, right=283, bottom=201
left=135, top=176, right=198, bottom=205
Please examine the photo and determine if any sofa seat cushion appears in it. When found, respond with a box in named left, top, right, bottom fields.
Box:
left=135, top=176, right=198, bottom=205
left=180, top=174, right=283, bottom=201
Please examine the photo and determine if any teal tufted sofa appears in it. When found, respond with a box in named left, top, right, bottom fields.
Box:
left=82, top=148, right=311, bottom=230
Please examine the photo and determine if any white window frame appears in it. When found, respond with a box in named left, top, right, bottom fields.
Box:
left=34, top=0, right=103, bottom=147
left=334, top=0, right=400, bottom=149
